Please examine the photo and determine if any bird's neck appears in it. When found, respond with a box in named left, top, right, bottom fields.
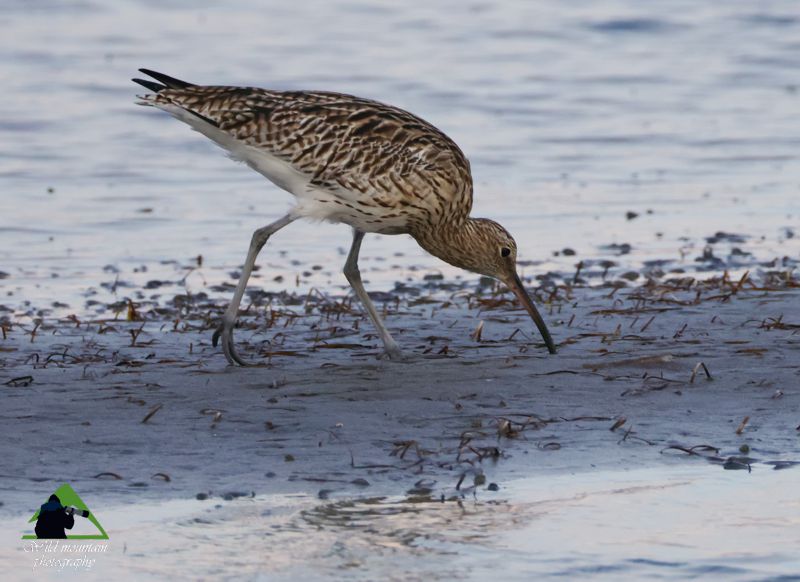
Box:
left=412, top=218, right=484, bottom=273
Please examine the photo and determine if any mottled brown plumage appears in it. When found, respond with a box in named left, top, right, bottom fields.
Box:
left=133, top=69, right=556, bottom=365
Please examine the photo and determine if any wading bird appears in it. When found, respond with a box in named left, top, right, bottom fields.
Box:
left=133, top=69, right=556, bottom=365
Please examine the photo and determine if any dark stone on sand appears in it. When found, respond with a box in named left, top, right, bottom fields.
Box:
left=695, top=246, right=726, bottom=268
left=393, top=282, right=417, bottom=294
left=172, top=292, right=209, bottom=309
left=100, top=280, right=132, bottom=290
left=406, top=486, right=433, bottom=496
left=367, top=291, right=396, bottom=302
left=602, top=243, right=632, bottom=255
left=765, top=461, right=800, bottom=470
left=246, top=288, right=279, bottom=303
left=562, top=248, right=576, bottom=256
left=722, top=457, right=754, bottom=471
left=487, top=483, right=500, bottom=491
left=706, top=231, right=747, bottom=244
left=222, top=491, right=251, bottom=500
left=625, top=211, right=639, bottom=220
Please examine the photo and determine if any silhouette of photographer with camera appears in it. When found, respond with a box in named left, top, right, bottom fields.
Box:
left=35, top=494, right=75, bottom=539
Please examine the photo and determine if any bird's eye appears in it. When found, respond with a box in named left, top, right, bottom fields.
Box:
left=500, top=247, right=511, bottom=257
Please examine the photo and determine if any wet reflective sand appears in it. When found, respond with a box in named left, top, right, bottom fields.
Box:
left=9, top=466, right=798, bottom=580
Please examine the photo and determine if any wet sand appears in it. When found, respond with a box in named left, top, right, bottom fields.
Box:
left=1, top=246, right=799, bottom=579
left=1, top=268, right=798, bottom=490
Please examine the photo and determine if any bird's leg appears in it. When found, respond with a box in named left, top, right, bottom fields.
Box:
left=213, top=213, right=295, bottom=365
left=344, top=229, right=404, bottom=360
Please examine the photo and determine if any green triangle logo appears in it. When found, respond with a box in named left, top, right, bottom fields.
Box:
left=23, top=483, right=109, bottom=540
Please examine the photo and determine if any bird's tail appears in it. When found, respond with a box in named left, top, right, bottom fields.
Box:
left=132, top=68, right=194, bottom=105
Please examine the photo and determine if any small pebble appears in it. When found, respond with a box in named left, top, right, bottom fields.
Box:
left=222, top=491, right=250, bottom=501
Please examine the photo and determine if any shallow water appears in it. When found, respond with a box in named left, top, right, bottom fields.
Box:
left=2, top=0, right=799, bottom=312
left=8, top=464, right=800, bottom=580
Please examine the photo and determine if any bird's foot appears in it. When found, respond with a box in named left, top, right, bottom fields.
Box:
left=377, top=343, right=407, bottom=362
left=212, top=320, right=249, bottom=366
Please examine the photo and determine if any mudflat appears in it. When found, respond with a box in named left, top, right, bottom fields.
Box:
left=2, top=263, right=798, bottom=510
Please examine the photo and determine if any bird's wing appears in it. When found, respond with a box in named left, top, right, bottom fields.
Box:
left=136, top=75, right=473, bottom=223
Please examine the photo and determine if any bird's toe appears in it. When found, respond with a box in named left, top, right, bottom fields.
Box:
left=378, top=345, right=407, bottom=362
left=224, top=336, right=249, bottom=367
left=211, top=324, right=224, bottom=347
left=213, top=321, right=249, bottom=366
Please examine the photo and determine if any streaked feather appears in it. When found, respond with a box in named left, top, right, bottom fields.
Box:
left=135, top=70, right=473, bottom=235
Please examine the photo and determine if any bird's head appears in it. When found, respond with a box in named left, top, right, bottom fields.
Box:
left=417, top=218, right=557, bottom=354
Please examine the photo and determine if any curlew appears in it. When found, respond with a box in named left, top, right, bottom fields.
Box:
left=132, top=69, right=556, bottom=365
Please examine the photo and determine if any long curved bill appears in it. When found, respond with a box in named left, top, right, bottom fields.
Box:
left=507, top=272, right=557, bottom=354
